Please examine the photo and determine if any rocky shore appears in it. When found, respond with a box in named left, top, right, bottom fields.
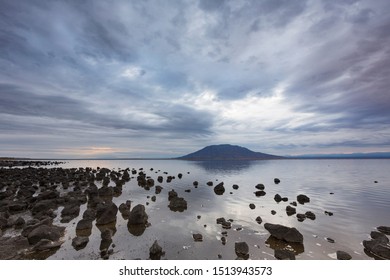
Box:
left=0, top=161, right=389, bottom=260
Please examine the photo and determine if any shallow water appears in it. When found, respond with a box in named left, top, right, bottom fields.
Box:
left=27, top=159, right=390, bottom=260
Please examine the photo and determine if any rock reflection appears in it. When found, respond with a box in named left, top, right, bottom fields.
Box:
left=265, top=236, right=304, bottom=259
left=190, top=160, right=257, bottom=174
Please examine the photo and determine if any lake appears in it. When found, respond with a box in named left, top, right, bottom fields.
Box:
left=2, top=159, right=390, bottom=260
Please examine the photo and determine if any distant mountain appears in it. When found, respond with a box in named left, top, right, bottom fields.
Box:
left=178, top=144, right=283, bottom=160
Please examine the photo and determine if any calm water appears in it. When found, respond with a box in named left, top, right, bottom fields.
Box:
left=38, top=159, right=390, bottom=260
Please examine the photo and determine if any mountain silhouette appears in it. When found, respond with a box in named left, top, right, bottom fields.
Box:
left=178, top=144, right=283, bottom=160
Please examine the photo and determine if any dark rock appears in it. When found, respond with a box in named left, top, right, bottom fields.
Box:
left=168, top=197, right=187, bottom=212
left=206, top=181, right=213, bottom=186
left=98, top=186, right=113, bottom=197
left=72, top=236, right=89, bottom=251
left=214, top=182, right=225, bottom=195
left=193, top=233, right=203, bottom=242
left=221, top=236, right=226, bottom=245
left=249, top=203, right=256, bottom=209
left=61, top=203, right=80, bottom=223
left=274, top=194, right=282, bottom=202
left=149, top=240, right=165, bottom=260
left=305, top=211, right=316, bottom=220
left=235, top=242, right=249, bottom=259
left=371, top=231, right=389, bottom=243
left=193, top=181, right=199, bottom=186
left=337, top=250, right=352, bottom=260
left=155, top=185, right=163, bottom=194
left=27, top=224, right=65, bottom=245
left=274, top=178, right=280, bottom=184
left=14, top=217, right=26, bottom=229
left=296, top=214, right=306, bottom=222
left=255, top=184, right=265, bottom=190
left=254, top=190, right=266, bottom=197
left=216, top=217, right=226, bottom=224
left=31, top=199, right=57, bottom=216
left=326, top=237, right=335, bottom=243
left=271, top=210, right=276, bottom=215
left=36, top=190, right=59, bottom=201
left=282, top=197, right=288, bottom=202
left=178, top=173, right=183, bottom=179
left=297, top=194, right=310, bottom=204
left=275, top=249, right=296, bottom=260
left=232, top=184, right=239, bottom=190
left=82, top=208, right=97, bottom=220
left=286, top=206, right=296, bottom=216
left=290, top=201, right=297, bottom=207
left=325, top=211, right=334, bottom=216
left=264, top=223, right=304, bottom=244
left=33, top=238, right=63, bottom=251
left=255, top=216, right=262, bottom=224
left=377, top=226, right=390, bottom=235
left=76, top=219, right=93, bottom=231
left=222, top=221, right=231, bottom=229
left=96, top=202, right=118, bottom=225
left=151, top=196, right=156, bottom=202
left=128, top=204, right=148, bottom=225
left=146, top=178, right=155, bottom=187
left=157, top=176, right=163, bottom=183
left=363, top=239, right=390, bottom=259
left=8, top=202, right=28, bottom=213
left=168, top=190, right=178, bottom=200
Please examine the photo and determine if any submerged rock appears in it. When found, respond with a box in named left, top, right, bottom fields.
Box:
left=264, top=223, right=303, bottom=244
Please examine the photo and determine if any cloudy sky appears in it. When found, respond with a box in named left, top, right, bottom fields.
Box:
left=1, top=0, right=390, bottom=158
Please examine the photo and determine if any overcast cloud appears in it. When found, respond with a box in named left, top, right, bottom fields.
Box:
left=1, top=0, right=390, bottom=158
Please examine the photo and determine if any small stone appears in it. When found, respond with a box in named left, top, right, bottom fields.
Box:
left=337, top=250, right=352, bottom=260
left=255, top=216, right=262, bottom=224
left=274, top=178, right=280, bottom=184
left=271, top=210, right=276, bottom=215
left=249, top=203, right=256, bottom=209
left=193, top=233, right=203, bottom=242
left=326, top=237, right=335, bottom=243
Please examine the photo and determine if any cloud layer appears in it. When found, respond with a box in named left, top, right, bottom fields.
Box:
left=1, top=0, right=390, bottom=158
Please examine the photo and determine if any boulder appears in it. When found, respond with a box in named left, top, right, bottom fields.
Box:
left=214, top=182, right=225, bottom=195
left=377, top=226, right=390, bottom=235
left=168, top=197, right=187, bottom=212
left=274, top=178, right=280, bottom=184
left=305, top=211, right=316, bottom=220
left=337, top=250, right=352, bottom=260
left=168, top=190, right=178, bottom=200
left=264, top=223, right=303, bottom=244
left=297, top=194, right=310, bottom=204
left=96, top=202, right=118, bottom=225
left=72, top=236, right=89, bottom=251
left=206, top=181, right=213, bottom=186
left=274, top=194, right=282, bottom=203
left=8, top=202, right=28, bottom=213
left=286, top=206, right=296, bottom=216
left=193, top=233, right=203, bottom=242
left=82, top=208, right=97, bottom=220
left=27, top=224, right=65, bottom=245
left=61, top=203, right=80, bottom=223
left=128, top=204, right=148, bottom=225
left=371, top=231, right=389, bottom=243
left=232, top=184, right=239, bottom=190
left=76, top=219, right=93, bottom=231
left=235, top=242, right=249, bottom=259
left=363, top=239, right=390, bottom=260
left=33, top=239, right=63, bottom=251
left=149, top=240, right=164, bottom=260
left=254, top=190, right=266, bottom=197
left=249, top=203, right=256, bottom=209
left=296, top=214, right=306, bottom=222
left=155, top=185, right=163, bottom=194
left=255, top=216, right=263, bottom=224
left=255, top=184, right=265, bottom=190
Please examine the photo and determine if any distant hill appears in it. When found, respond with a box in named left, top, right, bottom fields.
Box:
left=178, top=144, right=283, bottom=160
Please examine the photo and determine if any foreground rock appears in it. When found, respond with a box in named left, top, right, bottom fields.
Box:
left=264, top=223, right=303, bottom=244
left=336, top=250, right=352, bottom=260
left=377, top=226, right=390, bottom=235
left=363, top=227, right=390, bottom=259
left=235, top=242, right=249, bottom=259
left=214, top=182, right=225, bottom=195
left=168, top=197, right=187, bottom=212
left=149, top=240, right=165, bottom=260
left=128, top=204, right=148, bottom=225
left=275, top=249, right=296, bottom=260
left=297, top=194, right=310, bottom=205
left=27, top=224, right=65, bottom=245
left=96, top=202, right=118, bottom=226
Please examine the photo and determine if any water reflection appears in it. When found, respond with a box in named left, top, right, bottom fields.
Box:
left=265, top=236, right=304, bottom=258
left=188, top=160, right=258, bottom=174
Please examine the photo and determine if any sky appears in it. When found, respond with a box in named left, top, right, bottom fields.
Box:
left=1, top=0, right=390, bottom=158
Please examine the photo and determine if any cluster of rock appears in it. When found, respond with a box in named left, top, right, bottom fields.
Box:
left=363, top=226, right=390, bottom=260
